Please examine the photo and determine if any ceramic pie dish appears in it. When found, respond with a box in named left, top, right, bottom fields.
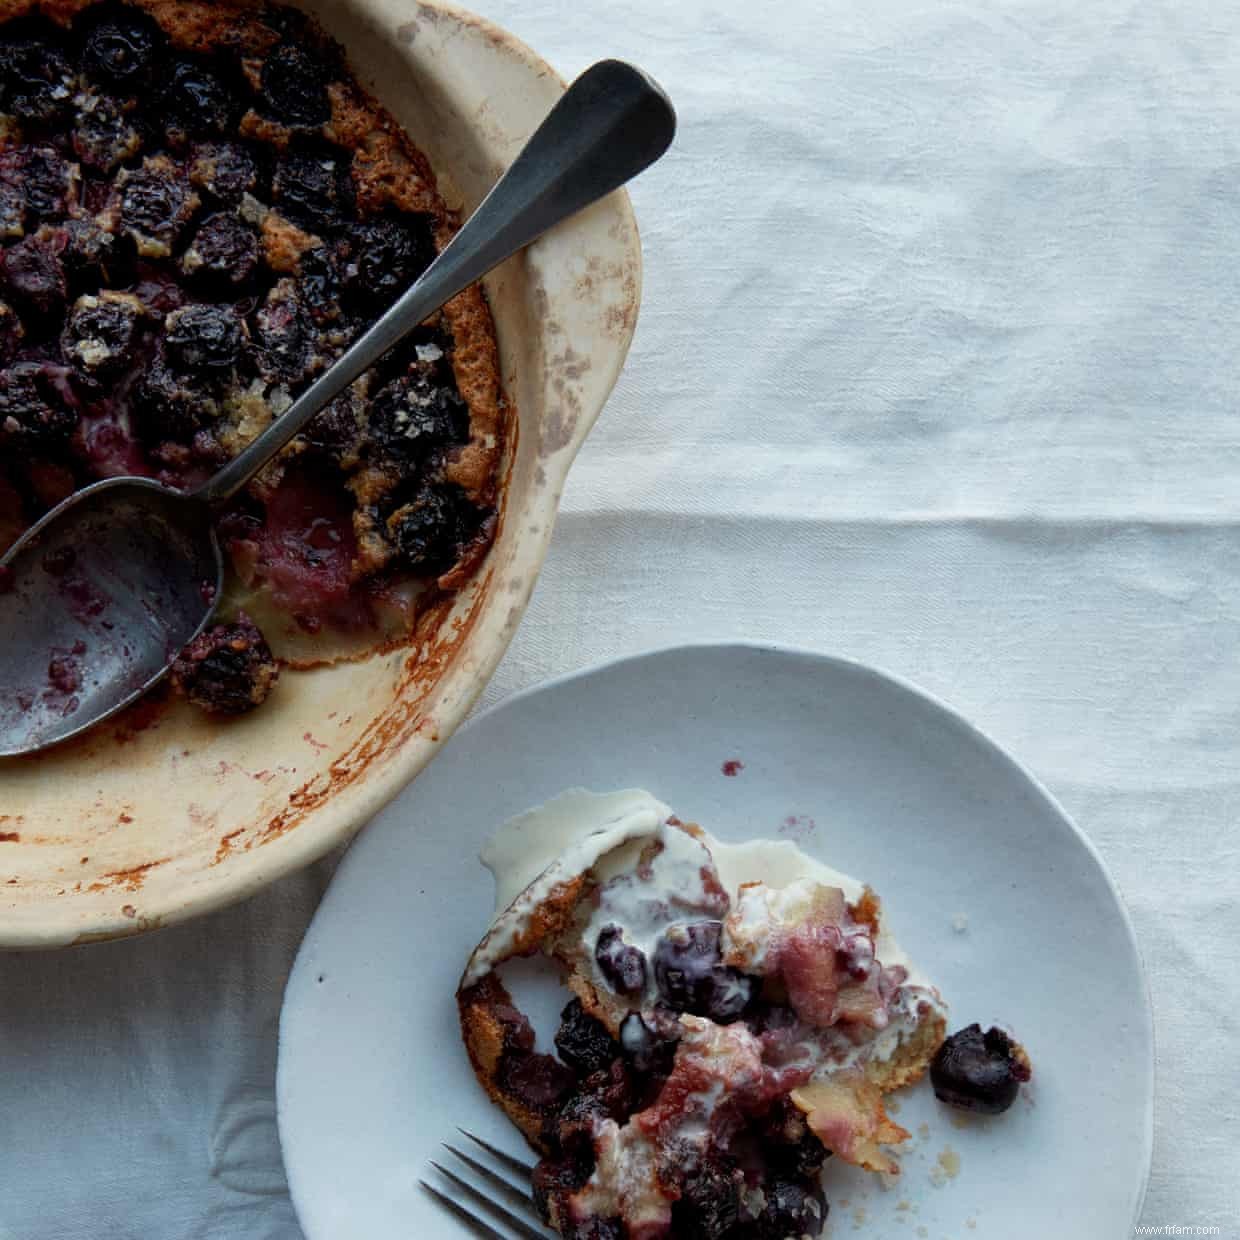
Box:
left=0, top=0, right=642, bottom=948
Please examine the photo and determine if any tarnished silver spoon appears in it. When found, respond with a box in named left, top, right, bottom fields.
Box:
left=0, top=59, right=674, bottom=757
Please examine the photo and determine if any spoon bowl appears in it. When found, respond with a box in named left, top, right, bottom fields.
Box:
left=0, top=478, right=220, bottom=757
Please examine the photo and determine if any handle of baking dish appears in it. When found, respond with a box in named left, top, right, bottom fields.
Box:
left=196, top=59, right=676, bottom=506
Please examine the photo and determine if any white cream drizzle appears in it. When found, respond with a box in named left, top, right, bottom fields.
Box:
left=465, top=788, right=945, bottom=1070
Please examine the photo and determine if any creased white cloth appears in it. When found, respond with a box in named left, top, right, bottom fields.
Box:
left=3, top=0, right=1238, bottom=1233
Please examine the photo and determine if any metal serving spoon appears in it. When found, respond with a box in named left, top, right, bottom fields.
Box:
left=0, top=59, right=674, bottom=757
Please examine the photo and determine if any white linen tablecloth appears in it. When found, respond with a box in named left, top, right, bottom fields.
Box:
left=2, top=0, right=1238, bottom=1234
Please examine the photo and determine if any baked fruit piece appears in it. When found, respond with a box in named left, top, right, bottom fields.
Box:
left=0, top=0, right=508, bottom=712
left=457, top=791, right=949, bottom=1239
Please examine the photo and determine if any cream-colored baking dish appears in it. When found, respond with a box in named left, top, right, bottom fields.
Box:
left=0, top=0, right=641, bottom=948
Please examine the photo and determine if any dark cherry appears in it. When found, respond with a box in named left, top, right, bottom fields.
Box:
left=164, top=304, right=244, bottom=375
left=188, top=141, right=262, bottom=203
left=340, top=214, right=434, bottom=311
left=0, top=362, right=77, bottom=448
left=594, top=925, right=648, bottom=996
left=552, top=1058, right=635, bottom=1152
left=756, top=1097, right=829, bottom=1178
left=0, top=227, right=67, bottom=319
left=755, top=1178, right=828, bottom=1239
left=531, top=1153, right=592, bottom=1227
left=182, top=212, right=260, bottom=288
left=554, top=998, right=617, bottom=1077
left=62, top=214, right=127, bottom=290
left=568, top=1220, right=623, bottom=1240
left=73, top=91, right=142, bottom=172
left=171, top=614, right=278, bottom=715
left=386, top=483, right=480, bottom=575
left=132, top=350, right=220, bottom=442
left=653, top=921, right=757, bottom=1023
left=81, top=8, right=163, bottom=90
left=260, top=43, right=333, bottom=127
left=368, top=369, right=468, bottom=462
left=162, top=60, right=238, bottom=138
left=497, top=1050, right=577, bottom=1114
left=931, top=1024, right=1031, bottom=1115
left=119, top=158, right=198, bottom=251
left=296, top=389, right=359, bottom=457
left=252, top=280, right=316, bottom=385
left=0, top=300, right=24, bottom=365
left=272, top=149, right=350, bottom=229
left=13, top=147, right=78, bottom=220
left=298, top=244, right=344, bottom=324
left=62, top=291, right=143, bottom=378
left=0, top=22, right=76, bottom=125
left=618, top=1010, right=679, bottom=1077
left=671, top=1155, right=744, bottom=1240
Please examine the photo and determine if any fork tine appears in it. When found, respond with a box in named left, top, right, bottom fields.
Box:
left=420, top=1180, right=508, bottom=1239
left=458, top=1128, right=537, bottom=1175
left=429, top=1161, right=549, bottom=1240
left=445, top=1144, right=537, bottom=1210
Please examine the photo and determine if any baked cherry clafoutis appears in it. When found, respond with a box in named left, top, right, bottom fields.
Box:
left=0, top=0, right=507, bottom=716
left=458, top=791, right=1034, bottom=1240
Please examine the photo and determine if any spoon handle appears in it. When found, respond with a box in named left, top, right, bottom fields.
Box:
left=196, top=59, right=675, bottom=505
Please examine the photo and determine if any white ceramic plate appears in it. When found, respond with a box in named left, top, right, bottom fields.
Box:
left=277, top=643, right=1153, bottom=1240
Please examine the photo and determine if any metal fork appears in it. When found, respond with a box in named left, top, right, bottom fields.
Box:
left=421, top=1129, right=552, bottom=1238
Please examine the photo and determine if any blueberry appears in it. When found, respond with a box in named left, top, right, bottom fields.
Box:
left=73, top=90, right=143, bottom=172
left=118, top=156, right=199, bottom=256
left=385, top=483, right=481, bottom=576
left=188, top=141, right=262, bottom=203
left=595, top=926, right=648, bottom=996
left=0, top=23, right=76, bottom=125
left=755, top=1178, right=828, bottom=1239
left=181, top=212, right=259, bottom=289
left=340, top=214, right=434, bottom=311
left=296, top=388, right=360, bottom=458
left=252, top=279, right=316, bottom=385
left=0, top=362, right=77, bottom=449
left=164, top=304, right=244, bottom=375
left=931, top=1024, right=1032, bottom=1115
left=62, top=291, right=144, bottom=379
left=272, top=149, right=350, bottom=229
left=554, top=998, right=617, bottom=1076
left=368, top=370, right=468, bottom=462
left=260, top=43, right=333, bottom=127
left=162, top=60, right=238, bottom=138
left=81, top=8, right=163, bottom=90
left=0, top=227, right=67, bottom=319
left=171, top=614, right=278, bottom=715
left=0, top=300, right=23, bottom=365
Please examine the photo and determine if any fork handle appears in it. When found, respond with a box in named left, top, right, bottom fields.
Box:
left=197, top=59, right=675, bottom=506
